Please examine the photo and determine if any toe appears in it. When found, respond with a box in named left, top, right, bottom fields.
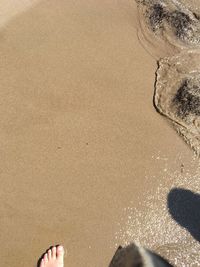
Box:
left=48, top=249, right=52, bottom=260
left=52, top=246, right=57, bottom=259
left=44, top=253, right=48, bottom=263
left=56, top=245, right=64, bottom=262
left=40, top=259, right=45, bottom=267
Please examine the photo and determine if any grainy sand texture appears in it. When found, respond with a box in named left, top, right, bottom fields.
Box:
left=0, top=1, right=200, bottom=267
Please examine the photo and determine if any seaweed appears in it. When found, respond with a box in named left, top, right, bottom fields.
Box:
left=167, top=11, right=193, bottom=40
left=172, top=79, right=200, bottom=118
left=149, top=3, right=167, bottom=31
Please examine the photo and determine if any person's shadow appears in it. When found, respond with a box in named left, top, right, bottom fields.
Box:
left=168, top=187, right=200, bottom=242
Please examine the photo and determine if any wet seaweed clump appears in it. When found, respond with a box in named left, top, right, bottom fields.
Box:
left=167, top=11, right=193, bottom=40
left=172, top=79, right=200, bottom=118
left=149, top=3, right=167, bottom=31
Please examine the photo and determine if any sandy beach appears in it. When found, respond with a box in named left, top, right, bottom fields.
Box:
left=1, top=1, right=200, bottom=266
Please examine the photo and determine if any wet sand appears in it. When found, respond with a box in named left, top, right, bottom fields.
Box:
left=0, top=1, right=200, bottom=266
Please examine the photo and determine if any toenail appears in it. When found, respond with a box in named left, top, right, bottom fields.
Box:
left=57, top=245, right=64, bottom=251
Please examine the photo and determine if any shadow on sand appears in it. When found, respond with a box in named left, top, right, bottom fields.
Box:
left=168, top=187, right=200, bottom=242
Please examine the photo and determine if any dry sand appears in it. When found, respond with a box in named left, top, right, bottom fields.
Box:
left=0, top=1, right=200, bottom=266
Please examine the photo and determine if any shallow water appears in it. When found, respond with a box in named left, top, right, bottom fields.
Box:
left=137, top=0, right=200, bottom=57
left=155, top=51, right=200, bottom=155
left=136, top=0, right=200, bottom=155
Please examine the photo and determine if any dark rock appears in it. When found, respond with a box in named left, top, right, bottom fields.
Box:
left=108, top=243, right=173, bottom=267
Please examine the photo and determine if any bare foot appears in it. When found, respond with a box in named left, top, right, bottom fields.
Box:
left=40, top=245, right=65, bottom=267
